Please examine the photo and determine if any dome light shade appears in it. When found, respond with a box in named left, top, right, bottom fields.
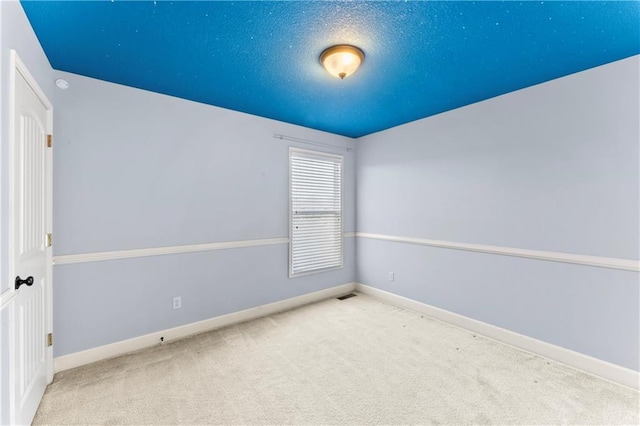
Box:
left=55, top=79, right=69, bottom=90
left=320, top=45, right=364, bottom=80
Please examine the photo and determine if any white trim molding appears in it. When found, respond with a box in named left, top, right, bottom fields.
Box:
left=53, top=237, right=289, bottom=265
left=54, top=283, right=357, bottom=372
left=356, top=283, right=640, bottom=390
left=54, top=232, right=357, bottom=265
left=356, top=232, right=639, bottom=272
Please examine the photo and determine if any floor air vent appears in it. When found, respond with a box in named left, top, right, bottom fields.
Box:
left=337, top=293, right=357, bottom=300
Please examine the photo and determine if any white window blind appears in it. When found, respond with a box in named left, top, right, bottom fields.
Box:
left=290, top=148, right=343, bottom=277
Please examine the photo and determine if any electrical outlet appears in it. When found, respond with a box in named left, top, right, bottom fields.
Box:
left=173, top=296, right=182, bottom=310
left=388, top=272, right=395, bottom=281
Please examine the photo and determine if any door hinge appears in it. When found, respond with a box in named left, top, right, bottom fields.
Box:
left=47, top=134, right=52, bottom=148
left=46, top=233, right=52, bottom=247
left=47, top=333, right=53, bottom=347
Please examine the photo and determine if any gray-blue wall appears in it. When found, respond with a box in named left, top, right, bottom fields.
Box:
left=356, top=56, right=640, bottom=371
left=53, top=72, right=356, bottom=357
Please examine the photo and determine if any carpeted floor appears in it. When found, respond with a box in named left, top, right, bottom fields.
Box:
left=34, top=293, right=639, bottom=425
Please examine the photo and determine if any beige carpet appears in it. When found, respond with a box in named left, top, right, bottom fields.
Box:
left=34, top=293, right=639, bottom=425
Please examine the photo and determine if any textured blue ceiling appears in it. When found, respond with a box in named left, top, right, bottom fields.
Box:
left=21, top=1, right=640, bottom=138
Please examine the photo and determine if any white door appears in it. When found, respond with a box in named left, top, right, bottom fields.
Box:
left=8, top=50, right=53, bottom=426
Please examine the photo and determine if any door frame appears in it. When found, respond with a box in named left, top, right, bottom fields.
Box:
left=7, top=49, right=54, bottom=422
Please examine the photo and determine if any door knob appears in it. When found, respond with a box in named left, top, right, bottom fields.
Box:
left=15, top=276, right=34, bottom=290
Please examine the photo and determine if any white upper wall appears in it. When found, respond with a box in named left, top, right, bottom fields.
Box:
left=357, top=55, right=640, bottom=260
left=52, top=71, right=356, bottom=255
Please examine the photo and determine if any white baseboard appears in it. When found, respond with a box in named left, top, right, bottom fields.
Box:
left=55, top=281, right=639, bottom=390
left=54, top=282, right=356, bottom=373
left=355, top=283, right=640, bottom=390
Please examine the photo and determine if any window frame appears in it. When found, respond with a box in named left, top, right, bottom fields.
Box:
left=289, top=147, right=344, bottom=278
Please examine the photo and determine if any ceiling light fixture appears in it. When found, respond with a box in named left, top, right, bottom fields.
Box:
left=55, top=79, right=69, bottom=90
left=320, top=45, right=364, bottom=80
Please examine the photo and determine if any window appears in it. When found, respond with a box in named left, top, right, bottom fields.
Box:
left=289, top=148, right=343, bottom=277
